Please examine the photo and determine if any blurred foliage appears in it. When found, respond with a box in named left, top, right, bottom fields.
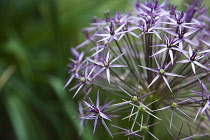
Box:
left=0, top=0, right=128, bottom=140
left=0, top=0, right=209, bottom=140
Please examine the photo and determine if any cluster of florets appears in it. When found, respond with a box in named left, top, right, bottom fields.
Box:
left=65, top=0, right=210, bottom=139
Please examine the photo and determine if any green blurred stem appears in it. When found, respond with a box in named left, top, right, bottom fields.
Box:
left=147, top=103, right=157, bottom=140
left=0, top=65, right=16, bottom=91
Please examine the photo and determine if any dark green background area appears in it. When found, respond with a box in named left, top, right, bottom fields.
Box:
left=0, top=0, right=209, bottom=140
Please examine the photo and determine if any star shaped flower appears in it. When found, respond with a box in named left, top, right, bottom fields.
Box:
left=81, top=91, right=116, bottom=137
left=95, top=22, right=126, bottom=43
left=64, top=48, right=86, bottom=89
left=165, top=29, right=198, bottom=49
left=69, top=62, right=95, bottom=98
left=139, top=56, right=185, bottom=92
left=150, top=35, right=183, bottom=64
left=163, top=11, right=196, bottom=30
left=177, top=45, right=210, bottom=74
left=88, top=51, right=127, bottom=83
left=154, top=90, right=191, bottom=129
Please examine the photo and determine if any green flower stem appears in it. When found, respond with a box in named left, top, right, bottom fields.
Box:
left=147, top=103, right=157, bottom=140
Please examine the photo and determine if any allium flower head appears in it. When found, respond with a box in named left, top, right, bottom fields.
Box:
left=66, top=0, right=210, bottom=139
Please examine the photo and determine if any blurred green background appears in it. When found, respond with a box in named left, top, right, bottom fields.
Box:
left=0, top=0, right=209, bottom=140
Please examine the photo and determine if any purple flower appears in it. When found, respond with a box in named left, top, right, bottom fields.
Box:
left=82, top=91, right=116, bottom=137
left=163, top=11, right=196, bottom=30
left=64, top=48, right=85, bottom=88
left=139, top=56, right=185, bottom=92
left=165, top=29, right=198, bottom=49
left=69, top=62, right=95, bottom=98
left=117, top=85, right=156, bottom=112
left=88, top=51, right=127, bottom=83
left=150, top=35, right=182, bottom=64
left=154, top=90, right=191, bottom=129
left=128, top=17, right=164, bottom=40
left=95, top=22, right=126, bottom=43
left=177, top=45, right=210, bottom=74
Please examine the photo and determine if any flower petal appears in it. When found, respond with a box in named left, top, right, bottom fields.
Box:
left=201, top=101, right=210, bottom=114
left=163, top=76, right=172, bottom=92
left=101, top=119, right=113, bottom=138
left=73, top=84, right=84, bottom=98
left=139, top=66, right=158, bottom=73
left=110, top=64, right=127, bottom=67
left=93, top=115, right=99, bottom=134
left=151, top=48, right=168, bottom=57
left=176, top=60, right=190, bottom=63
left=99, top=112, right=111, bottom=121
left=110, top=53, right=124, bottom=64
left=191, top=62, right=196, bottom=74
left=194, top=107, right=202, bottom=123
left=106, top=51, right=110, bottom=62
left=92, top=67, right=106, bottom=79
left=115, top=23, right=126, bottom=33
left=64, top=75, right=74, bottom=89
left=96, top=91, right=100, bottom=108
left=148, top=75, right=159, bottom=88
left=191, top=90, right=208, bottom=98
left=177, top=108, right=191, bottom=119
left=184, top=29, right=198, bottom=37
left=106, top=68, right=111, bottom=83
left=194, top=61, right=210, bottom=71
left=88, top=58, right=103, bottom=66
left=164, top=72, right=185, bottom=77
left=117, top=85, right=132, bottom=97
left=169, top=49, right=174, bottom=65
